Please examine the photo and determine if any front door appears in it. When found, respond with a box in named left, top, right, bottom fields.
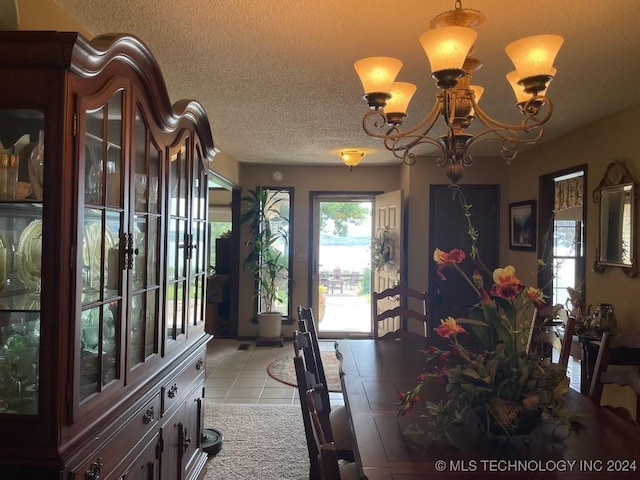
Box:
left=312, top=194, right=373, bottom=337
left=428, top=185, right=500, bottom=329
left=372, top=190, right=403, bottom=336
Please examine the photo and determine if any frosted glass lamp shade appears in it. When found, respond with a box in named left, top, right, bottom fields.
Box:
left=354, top=57, right=403, bottom=95
left=341, top=150, right=364, bottom=168
left=505, top=35, right=563, bottom=79
left=507, top=69, right=554, bottom=103
left=419, top=26, right=478, bottom=73
left=385, top=82, right=417, bottom=114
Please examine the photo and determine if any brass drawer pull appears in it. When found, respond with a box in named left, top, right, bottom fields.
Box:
left=167, top=384, right=178, bottom=398
left=143, top=406, right=155, bottom=424
left=86, top=457, right=103, bottom=480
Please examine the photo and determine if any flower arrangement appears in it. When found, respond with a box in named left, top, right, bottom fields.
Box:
left=398, top=201, right=575, bottom=444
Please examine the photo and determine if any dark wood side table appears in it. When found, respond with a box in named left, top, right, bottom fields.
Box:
left=578, top=334, right=602, bottom=394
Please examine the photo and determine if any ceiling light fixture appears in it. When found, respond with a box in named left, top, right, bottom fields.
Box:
left=354, top=0, right=563, bottom=184
left=340, top=150, right=365, bottom=170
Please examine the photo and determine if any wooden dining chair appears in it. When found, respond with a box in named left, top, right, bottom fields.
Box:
left=588, top=331, right=640, bottom=424
left=293, top=348, right=323, bottom=480
left=297, top=307, right=353, bottom=457
left=292, top=329, right=354, bottom=462
left=372, top=284, right=428, bottom=340
left=527, top=306, right=576, bottom=371
left=305, top=387, right=359, bottom=480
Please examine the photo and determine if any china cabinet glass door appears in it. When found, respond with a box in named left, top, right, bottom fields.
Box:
left=79, top=89, right=125, bottom=403
left=0, top=109, right=44, bottom=415
left=166, top=139, right=189, bottom=345
left=129, top=105, right=161, bottom=372
left=189, top=146, right=208, bottom=331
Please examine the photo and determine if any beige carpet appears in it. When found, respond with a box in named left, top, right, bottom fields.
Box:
left=203, top=403, right=309, bottom=480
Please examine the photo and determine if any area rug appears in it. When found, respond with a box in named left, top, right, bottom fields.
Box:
left=267, top=351, right=342, bottom=392
left=203, top=403, right=308, bottom=480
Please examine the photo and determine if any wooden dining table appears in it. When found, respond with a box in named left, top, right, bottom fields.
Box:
left=335, top=339, right=640, bottom=479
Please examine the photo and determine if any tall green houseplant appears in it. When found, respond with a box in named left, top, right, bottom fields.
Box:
left=241, top=187, right=290, bottom=319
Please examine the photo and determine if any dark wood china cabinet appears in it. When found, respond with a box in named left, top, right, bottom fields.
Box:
left=0, top=31, right=214, bottom=479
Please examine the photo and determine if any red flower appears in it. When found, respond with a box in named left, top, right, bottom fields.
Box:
left=524, top=286, right=546, bottom=309
left=434, top=248, right=465, bottom=280
left=491, top=266, right=524, bottom=299
left=434, top=317, right=466, bottom=338
left=434, top=365, right=449, bottom=382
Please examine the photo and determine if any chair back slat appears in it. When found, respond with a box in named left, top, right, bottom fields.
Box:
left=527, top=307, right=576, bottom=371
left=589, top=331, right=640, bottom=423
left=372, top=285, right=428, bottom=340
left=298, top=306, right=330, bottom=398
left=293, top=352, right=322, bottom=479
left=306, top=387, right=341, bottom=480
left=293, top=328, right=335, bottom=443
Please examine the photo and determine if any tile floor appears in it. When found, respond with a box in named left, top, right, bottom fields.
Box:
left=204, top=338, right=345, bottom=406
left=204, top=338, right=582, bottom=408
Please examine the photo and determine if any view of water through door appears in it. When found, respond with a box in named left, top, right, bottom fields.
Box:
left=314, top=197, right=372, bottom=335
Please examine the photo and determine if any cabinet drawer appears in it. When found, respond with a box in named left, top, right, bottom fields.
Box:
left=161, top=352, right=205, bottom=415
left=71, top=394, right=161, bottom=480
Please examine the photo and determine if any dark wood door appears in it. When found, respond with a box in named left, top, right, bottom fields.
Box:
left=428, top=185, right=500, bottom=330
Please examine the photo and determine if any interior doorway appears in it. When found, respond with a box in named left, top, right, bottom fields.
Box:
left=428, top=185, right=500, bottom=329
left=311, top=194, right=373, bottom=337
left=206, top=172, right=240, bottom=338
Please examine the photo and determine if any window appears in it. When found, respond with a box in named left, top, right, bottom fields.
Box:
left=551, top=219, right=584, bottom=305
left=243, top=187, right=293, bottom=318
left=539, top=168, right=586, bottom=307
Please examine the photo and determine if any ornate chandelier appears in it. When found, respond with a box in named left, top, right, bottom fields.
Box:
left=354, top=0, right=563, bottom=184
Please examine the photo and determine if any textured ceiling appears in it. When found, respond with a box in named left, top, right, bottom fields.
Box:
left=54, top=0, right=640, bottom=167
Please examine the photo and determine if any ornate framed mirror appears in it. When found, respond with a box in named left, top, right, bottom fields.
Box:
left=592, top=160, right=638, bottom=277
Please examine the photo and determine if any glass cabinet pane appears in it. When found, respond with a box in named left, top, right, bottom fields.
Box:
left=149, top=146, right=160, bottom=214
left=0, top=109, right=44, bottom=415
left=82, top=209, right=122, bottom=303
left=132, top=215, right=147, bottom=290
left=130, top=293, right=145, bottom=365
left=84, top=90, right=123, bottom=208
left=80, top=301, right=120, bottom=399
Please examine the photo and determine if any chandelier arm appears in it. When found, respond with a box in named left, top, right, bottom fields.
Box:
left=384, top=134, right=448, bottom=160
left=471, top=95, right=553, bottom=135
left=362, top=94, right=444, bottom=142
left=459, top=128, right=530, bottom=163
left=466, top=119, right=547, bottom=155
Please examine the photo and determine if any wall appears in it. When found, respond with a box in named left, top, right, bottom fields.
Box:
left=16, top=0, right=92, bottom=36
left=237, top=164, right=401, bottom=337
left=507, top=104, right=640, bottom=332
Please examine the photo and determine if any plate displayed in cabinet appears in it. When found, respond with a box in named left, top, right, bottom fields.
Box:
left=82, top=223, right=116, bottom=273
left=16, top=220, right=42, bottom=291
left=0, top=230, right=6, bottom=292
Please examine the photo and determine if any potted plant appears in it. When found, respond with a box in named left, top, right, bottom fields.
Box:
left=318, top=284, right=327, bottom=320
left=241, top=187, right=290, bottom=338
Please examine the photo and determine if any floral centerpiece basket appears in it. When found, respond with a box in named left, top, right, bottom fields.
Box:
left=398, top=199, right=573, bottom=444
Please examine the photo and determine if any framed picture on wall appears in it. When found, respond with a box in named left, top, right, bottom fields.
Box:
left=509, top=200, right=536, bottom=251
